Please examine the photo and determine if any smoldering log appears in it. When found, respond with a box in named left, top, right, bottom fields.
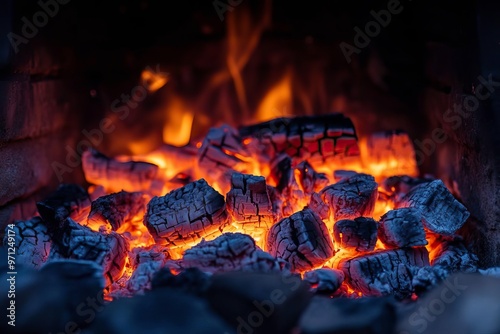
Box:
left=320, top=173, right=378, bottom=221
left=364, top=130, right=418, bottom=178
left=396, top=180, right=470, bottom=235
left=378, top=208, right=427, bottom=248
left=340, top=247, right=430, bottom=299
left=239, top=114, right=361, bottom=171
left=86, top=191, right=147, bottom=232
left=303, top=268, right=345, bottom=295
left=181, top=233, right=284, bottom=274
left=379, top=175, right=434, bottom=203
left=144, top=179, right=230, bottom=248
left=295, top=161, right=329, bottom=194
left=333, top=217, right=378, bottom=252
left=82, top=149, right=165, bottom=195
left=36, top=184, right=91, bottom=224
left=197, top=125, right=253, bottom=193
left=3, top=217, right=51, bottom=269
left=226, top=173, right=276, bottom=242
left=267, top=208, right=334, bottom=272
left=428, top=235, right=478, bottom=273
left=50, top=218, right=128, bottom=284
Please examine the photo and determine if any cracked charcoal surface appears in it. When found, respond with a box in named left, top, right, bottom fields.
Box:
left=333, top=217, right=378, bottom=252
left=303, top=268, right=345, bottom=295
left=226, top=173, right=275, bottom=241
left=124, top=247, right=169, bottom=295
left=86, top=191, right=147, bottom=232
left=197, top=125, right=253, bottom=193
left=4, top=217, right=51, bottom=269
left=181, top=232, right=284, bottom=274
left=320, top=173, right=378, bottom=221
left=82, top=148, right=164, bottom=195
left=412, top=266, right=449, bottom=294
left=267, top=208, right=334, bottom=272
left=340, top=247, right=430, bottom=299
left=429, top=235, right=478, bottom=273
left=308, top=192, right=330, bottom=221
left=144, top=179, right=230, bottom=248
left=396, top=180, right=470, bottom=235
left=239, top=114, right=361, bottom=170
left=49, top=218, right=128, bottom=284
left=380, top=175, right=434, bottom=203
left=378, top=208, right=427, bottom=248
left=36, top=184, right=91, bottom=224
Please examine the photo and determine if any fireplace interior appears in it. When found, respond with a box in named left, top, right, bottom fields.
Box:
left=1, top=0, right=500, bottom=333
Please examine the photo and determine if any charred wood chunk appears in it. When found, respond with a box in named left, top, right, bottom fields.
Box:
left=303, top=268, right=345, bottom=295
left=226, top=173, right=275, bottom=241
left=411, top=266, right=449, bottom=294
left=267, top=208, right=334, bottom=272
left=308, top=193, right=330, bottom=221
left=333, top=217, right=378, bottom=252
left=181, top=232, right=284, bottom=274
left=320, top=173, right=378, bottom=221
left=269, top=154, right=306, bottom=216
left=396, top=180, right=470, bottom=235
left=126, top=247, right=169, bottom=295
left=380, top=175, right=434, bottom=203
left=429, top=235, right=478, bottom=273
left=51, top=218, right=128, bottom=284
left=82, top=149, right=164, bottom=195
left=3, top=217, right=51, bottom=269
left=295, top=161, right=329, bottom=194
left=36, top=184, right=91, bottom=224
left=340, top=247, right=430, bottom=299
left=197, top=125, right=253, bottom=192
left=145, top=179, right=230, bottom=248
left=86, top=191, right=147, bottom=232
left=239, top=114, right=361, bottom=170
left=378, top=208, right=427, bottom=248
left=364, top=131, right=418, bottom=178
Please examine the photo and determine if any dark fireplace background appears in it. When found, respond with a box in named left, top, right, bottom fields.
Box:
left=0, top=0, right=499, bottom=267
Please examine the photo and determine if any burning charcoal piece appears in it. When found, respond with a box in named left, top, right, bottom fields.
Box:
left=267, top=208, right=334, bottom=272
left=3, top=217, right=51, bottom=269
left=339, top=247, right=430, bottom=299
left=303, top=268, right=345, bottom=295
left=86, top=191, right=147, bottom=232
left=82, top=148, right=164, bottom=195
left=36, top=184, right=91, bottom=223
left=144, top=179, right=230, bottom=248
left=363, top=130, right=418, bottom=178
left=181, top=232, right=284, bottom=274
left=50, top=218, right=128, bottom=284
left=226, top=173, right=275, bottom=244
left=429, top=235, right=478, bottom=273
left=197, top=125, right=253, bottom=193
left=239, top=114, right=361, bottom=171
left=396, top=180, right=470, bottom=235
left=125, top=247, right=168, bottom=295
left=295, top=161, right=329, bottom=194
left=333, top=169, right=358, bottom=182
left=333, top=217, right=378, bottom=252
left=269, top=154, right=306, bottom=216
left=320, top=173, right=378, bottom=222
left=380, top=175, right=434, bottom=203
left=152, top=267, right=211, bottom=297
left=411, top=266, right=449, bottom=294
left=308, top=192, right=330, bottom=221
left=378, top=208, right=427, bottom=248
